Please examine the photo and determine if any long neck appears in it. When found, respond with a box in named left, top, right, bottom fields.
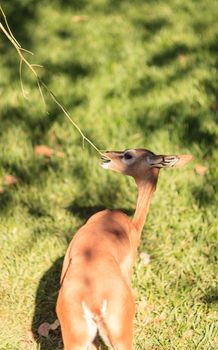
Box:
left=132, top=168, right=160, bottom=244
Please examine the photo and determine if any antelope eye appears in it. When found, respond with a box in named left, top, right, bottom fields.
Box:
left=124, top=153, right=133, bottom=160
left=122, top=149, right=136, bottom=164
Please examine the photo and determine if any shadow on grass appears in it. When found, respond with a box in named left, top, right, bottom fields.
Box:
left=133, top=15, right=170, bottom=41
left=140, top=16, right=169, bottom=34
left=202, top=287, right=218, bottom=305
left=43, top=61, right=93, bottom=81
left=58, top=0, right=88, bottom=10
left=0, top=190, right=13, bottom=214
left=32, top=257, right=64, bottom=350
left=191, top=180, right=217, bottom=208
left=149, top=43, right=191, bottom=67
left=136, top=103, right=217, bottom=153
left=66, top=201, right=134, bottom=221
left=0, top=105, right=62, bottom=147
left=0, top=0, right=37, bottom=48
left=1, top=158, right=61, bottom=186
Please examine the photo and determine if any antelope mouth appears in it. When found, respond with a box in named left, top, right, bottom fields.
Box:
left=101, top=155, right=111, bottom=169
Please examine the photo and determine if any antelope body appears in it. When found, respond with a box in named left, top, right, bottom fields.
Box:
left=56, top=149, right=192, bottom=349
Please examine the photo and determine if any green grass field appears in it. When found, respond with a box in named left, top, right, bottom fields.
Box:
left=0, top=0, right=217, bottom=349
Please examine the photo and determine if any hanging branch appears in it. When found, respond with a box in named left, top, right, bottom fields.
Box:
left=0, top=6, right=104, bottom=156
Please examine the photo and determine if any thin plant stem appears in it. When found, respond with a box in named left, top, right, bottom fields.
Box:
left=0, top=5, right=21, bottom=48
left=0, top=8, right=104, bottom=157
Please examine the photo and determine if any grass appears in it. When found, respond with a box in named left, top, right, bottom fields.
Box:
left=0, top=0, right=217, bottom=349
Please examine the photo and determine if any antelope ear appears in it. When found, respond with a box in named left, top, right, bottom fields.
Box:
left=147, top=154, right=193, bottom=168
left=173, top=154, right=193, bottom=168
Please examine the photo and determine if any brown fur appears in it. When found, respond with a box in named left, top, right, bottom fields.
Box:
left=56, top=149, right=192, bottom=349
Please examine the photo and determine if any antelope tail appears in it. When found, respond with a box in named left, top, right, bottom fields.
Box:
left=82, top=300, right=118, bottom=350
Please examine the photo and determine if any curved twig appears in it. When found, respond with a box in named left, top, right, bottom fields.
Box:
left=0, top=7, right=103, bottom=156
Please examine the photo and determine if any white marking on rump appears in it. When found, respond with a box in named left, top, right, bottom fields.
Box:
left=82, top=300, right=108, bottom=342
left=82, top=302, right=98, bottom=341
left=101, top=299, right=107, bottom=317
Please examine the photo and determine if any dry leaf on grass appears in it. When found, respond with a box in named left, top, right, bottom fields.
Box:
left=56, top=151, right=65, bottom=158
left=183, top=329, right=193, bottom=339
left=146, top=304, right=155, bottom=313
left=153, top=312, right=167, bottom=326
left=50, top=319, right=60, bottom=330
left=72, top=15, right=88, bottom=22
left=38, top=322, right=51, bottom=337
left=210, top=103, right=218, bottom=112
left=138, top=300, right=156, bottom=323
left=38, top=319, right=60, bottom=337
left=142, top=315, right=152, bottom=325
left=178, top=54, right=187, bottom=65
left=0, top=186, right=4, bottom=193
left=195, top=164, right=208, bottom=176
left=138, top=300, right=155, bottom=313
left=34, top=145, right=54, bottom=158
left=34, top=145, right=65, bottom=158
left=141, top=312, right=166, bottom=325
left=4, top=175, right=18, bottom=186
left=140, top=252, right=150, bottom=265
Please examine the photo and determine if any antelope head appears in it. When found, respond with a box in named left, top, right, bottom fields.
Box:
left=101, top=148, right=192, bottom=179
